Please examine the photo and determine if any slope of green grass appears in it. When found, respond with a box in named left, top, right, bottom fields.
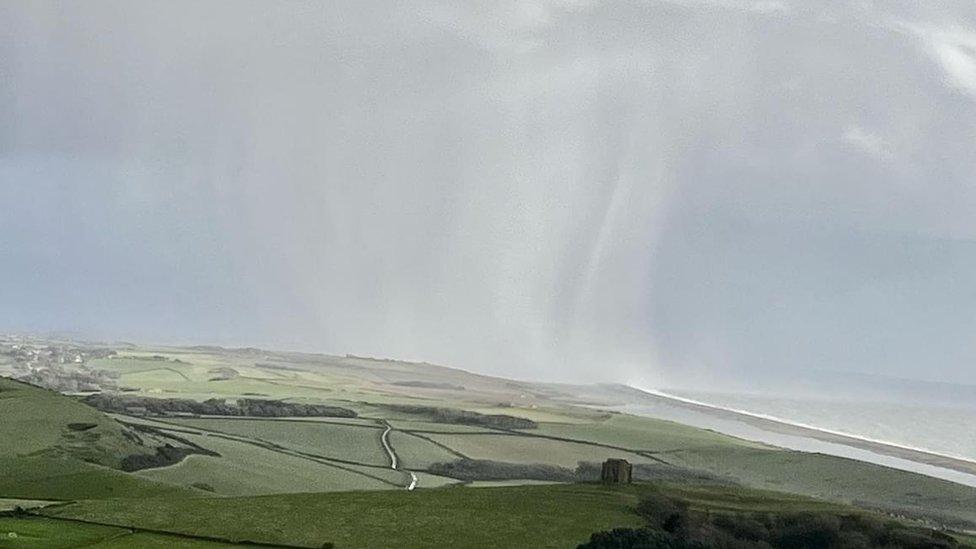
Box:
left=43, top=484, right=645, bottom=548
left=0, top=517, right=238, bottom=548
left=39, top=483, right=875, bottom=549
left=0, top=457, right=192, bottom=501
left=0, top=377, right=146, bottom=468
left=0, top=377, right=197, bottom=501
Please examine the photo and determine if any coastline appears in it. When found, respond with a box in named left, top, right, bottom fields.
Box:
left=618, top=386, right=976, bottom=486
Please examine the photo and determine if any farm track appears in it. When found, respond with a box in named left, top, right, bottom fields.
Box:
left=380, top=422, right=398, bottom=469
left=379, top=421, right=417, bottom=491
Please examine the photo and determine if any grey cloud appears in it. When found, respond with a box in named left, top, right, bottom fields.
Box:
left=2, top=1, right=975, bottom=385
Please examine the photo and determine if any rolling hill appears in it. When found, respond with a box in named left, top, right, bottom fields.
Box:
left=2, top=337, right=976, bottom=547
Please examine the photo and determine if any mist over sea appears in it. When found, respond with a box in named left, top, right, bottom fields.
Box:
left=620, top=378, right=976, bottom=487
left=668, top=390, right=976, bottom=463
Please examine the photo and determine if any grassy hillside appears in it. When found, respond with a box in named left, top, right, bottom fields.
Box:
left=0, top=377, right=147, bottom=468
left=4, top=338, right=976, bottom=543
left=0, top=457, right=192, bottom=501
left=38, top=483, right=866, bottom=549
left=0, top=516, right=252, bottom=548
left=41, top=484, right=644, bottom=548
left=0, top=377, right=198, bottom=501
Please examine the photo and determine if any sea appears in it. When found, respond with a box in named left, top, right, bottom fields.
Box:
left=618, top=379, right=976, bottom=487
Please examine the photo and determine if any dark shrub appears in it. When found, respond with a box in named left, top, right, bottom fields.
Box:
left=82, top=393, right=357, bottom=418
left=636, top=495, right=692, bottom=535
left=713, top=513, right=769, bottom=542
left=769, top=513, right=842, bottom=549
left=383, top=404, right=537, bottom=429
left=584, top=494, right=964, bottom=549
left=578, top=528, right=689, bottom=549
left=428, top=459, right=576, bottom=481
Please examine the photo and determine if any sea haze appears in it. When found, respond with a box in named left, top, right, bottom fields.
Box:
left=669, top=390, right=976, bottom=463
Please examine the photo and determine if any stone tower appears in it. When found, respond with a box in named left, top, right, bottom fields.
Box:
left=600, top=458, right=632, bottom=484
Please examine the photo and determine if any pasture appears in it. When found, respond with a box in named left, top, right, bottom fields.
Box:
left=37, top=482, right=874, bottom=549
left=0, top=516, right=250, bottom=548
left=4, top=340, right=976, bottom=544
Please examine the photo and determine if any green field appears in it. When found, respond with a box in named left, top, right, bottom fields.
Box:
left=530, top=412, right=766, bottom=452
left=134, top=430, right=397, bottom=496
left=37, top=483, right=873, bottom=549
left=163, top=418, right=391, bottom=467
left=4, top=339, right=976, bottom=547
left=40, top=484, right=644, bottom=548
left=420, top=432, right=659, bottom=468
left=387, top=431, right=462, bottom=469
left=0, top=516, right=243, bottom=548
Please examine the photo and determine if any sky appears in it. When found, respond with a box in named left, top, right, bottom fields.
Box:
left=3, top=1, right=976, bottom=387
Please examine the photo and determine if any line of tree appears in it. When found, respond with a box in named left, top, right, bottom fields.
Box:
left=383, top=404, right=537, bottom=429
left=82, top=393, right=357, bottom=418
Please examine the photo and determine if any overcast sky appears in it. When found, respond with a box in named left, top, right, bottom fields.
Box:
left=3, top=1, right=976, bottom=386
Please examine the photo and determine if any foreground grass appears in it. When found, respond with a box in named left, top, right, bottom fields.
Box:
left=0, top=516, right=237, bottom=548
left=44, top=484, right=645, bottom=548
left=39, top=483, right=860, bottom=549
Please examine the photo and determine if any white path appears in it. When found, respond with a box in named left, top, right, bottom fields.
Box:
left=381, top=423, right=417, bottom=491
